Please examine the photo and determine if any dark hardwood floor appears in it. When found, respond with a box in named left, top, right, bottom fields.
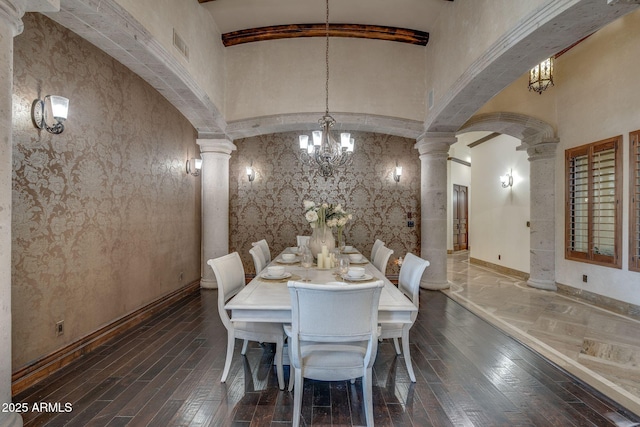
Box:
left=13, top=289, right=640, bottom=426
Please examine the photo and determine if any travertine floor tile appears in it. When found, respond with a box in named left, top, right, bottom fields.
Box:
left=444, top=251, right=640, bottom=415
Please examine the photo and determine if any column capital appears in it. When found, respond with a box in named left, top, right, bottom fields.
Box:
left=0, top=0, right=26, bottom=36
left=415, top=132, right=457, bottom=157
left=525, top=138, right=560, bottom=161
left=197, top=138, right=236, bottom=155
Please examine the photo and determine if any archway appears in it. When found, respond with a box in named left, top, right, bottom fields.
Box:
left=459, top=112, right=560, bottom=291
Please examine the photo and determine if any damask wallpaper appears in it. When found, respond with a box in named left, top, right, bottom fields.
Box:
left=229, top=131, right=421, bottom=276
left=11, top=14, right=201, bottom=368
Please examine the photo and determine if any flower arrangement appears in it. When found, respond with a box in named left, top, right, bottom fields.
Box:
left=303, top=200, right=352, bottom=248
left=303, top=200, right=352, bottom=229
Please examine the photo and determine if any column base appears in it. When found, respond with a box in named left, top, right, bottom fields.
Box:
left=0, top=412, right=23, bottom=427
left=420, top=280, right=451, bottom=290
left=527, top=278, right=557, bottom=291
left=200, top=277, right=218, bottom=289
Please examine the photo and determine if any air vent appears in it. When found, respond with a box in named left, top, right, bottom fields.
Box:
left=173, top=29, right=189, bottom=60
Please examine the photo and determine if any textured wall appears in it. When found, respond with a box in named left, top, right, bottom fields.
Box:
left=229, top=131, right=421, bottom=276
left=11, top=14, right=201, bottom=368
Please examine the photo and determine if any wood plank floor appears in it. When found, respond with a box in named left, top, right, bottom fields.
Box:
left=13, top=289, right=640, bottom=426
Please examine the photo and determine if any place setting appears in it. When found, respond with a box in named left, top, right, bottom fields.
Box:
left=347, top=253, right=368, bottom=265
left=337, top=266, right=375, bottom=283
left=275, top=253, right=300, bottom=265
left=259, top=265, right=299, bottom=282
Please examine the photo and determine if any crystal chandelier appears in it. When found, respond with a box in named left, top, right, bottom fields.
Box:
left=298, top=0, right=354, bottom=179
left=528, top=57, right=554, bottom=94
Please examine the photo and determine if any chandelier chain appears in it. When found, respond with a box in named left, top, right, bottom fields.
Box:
left=325, top=0, right=330, bottom=115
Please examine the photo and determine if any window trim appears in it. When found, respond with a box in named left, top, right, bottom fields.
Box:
left=630, top=131, right=640, bottom=273
left=565, top=135, right=622, bottom=269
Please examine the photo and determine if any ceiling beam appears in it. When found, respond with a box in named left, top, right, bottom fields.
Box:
left=221, top=23, right=429, bottom=47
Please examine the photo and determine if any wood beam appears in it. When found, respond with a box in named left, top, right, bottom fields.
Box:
left=221, top=23, right=429, bottom=47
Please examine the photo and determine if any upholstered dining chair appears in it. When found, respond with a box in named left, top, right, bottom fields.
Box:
left=251, top=239, right=271, bottom=264
left=296, top=235, right=310, bottom=247
left=379, top=253, right=429, bottom=382
left=370, top=239, right=385, bottom=262
left=249, top=245, right=267, bottom=274
left=207, top=252, right=285, bottom=390
left=373, top=245, right=394, bottom=275
left=285, top=280, right=384, bottom=427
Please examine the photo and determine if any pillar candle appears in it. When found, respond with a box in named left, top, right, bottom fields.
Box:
left=317, top=254, right=324, bottom=269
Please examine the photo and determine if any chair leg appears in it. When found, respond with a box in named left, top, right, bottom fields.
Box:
left=275, top=336, right=285, bottom=390
left=363, top=368, right=374, bottom=427
left=241, top=339, right=249, bottom=355
left=221, top=333, right=235, bottom=383
left=393, top=337, right=401, bottom=355
left=402, top=327, right=416, bottom=382
left=292, top=369, right=303, bottom=427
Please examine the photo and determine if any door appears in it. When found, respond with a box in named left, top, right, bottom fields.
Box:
left=453, top=184, right=468, bottom=251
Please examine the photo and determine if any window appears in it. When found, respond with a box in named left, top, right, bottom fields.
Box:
left=565, top=136, right=622, bottom=268
left=631, top=131, right=640, bottom=272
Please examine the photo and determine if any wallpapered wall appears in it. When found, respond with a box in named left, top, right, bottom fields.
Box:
left=11, top=14, right=201, bottom=368
left=229, top=131, right=421, bottom=276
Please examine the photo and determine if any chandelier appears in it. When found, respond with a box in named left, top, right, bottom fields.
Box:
left=528, top=57, right=554, bottom=94
left=298, top=0, right=354, bottom=179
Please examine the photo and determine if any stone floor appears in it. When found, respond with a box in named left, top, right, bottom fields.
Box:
left=444, top=251, right=640, bottom=417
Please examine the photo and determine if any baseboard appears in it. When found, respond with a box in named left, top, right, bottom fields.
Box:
left=12, top=280, right=201, bottom=396
left=556, top=282, right=640, bottom=321
left=469, top=257, right=530, bottom=281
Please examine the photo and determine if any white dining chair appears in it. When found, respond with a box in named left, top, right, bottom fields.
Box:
left=370, top=239, right=385, bottom=262
left=251, top=239, right=271, bottom=264
left=207, top=252, right=285, bottom=390
left=296, top=235, right=310, bottom=247
left=249, top=245, right=267, bottom=274
left=373, top=245, right=394, bottom=275
left=379, top=253, right=429, bottom=382
left=285, top=280, right=384, bottom=427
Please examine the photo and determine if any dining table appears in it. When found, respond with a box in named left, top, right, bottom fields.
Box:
left=225, top=246, right=417, bottom=325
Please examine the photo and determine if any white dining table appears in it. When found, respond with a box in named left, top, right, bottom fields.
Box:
left=225, top=247, right=417, bottom=324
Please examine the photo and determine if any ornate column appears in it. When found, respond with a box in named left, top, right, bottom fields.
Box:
left=197, top=138, right=236, bottom=289
left=1, top=1, right=25, bottom=425
left=415, top=133, right=457, bottom=290
left=526, top=139, right=559, bottom=290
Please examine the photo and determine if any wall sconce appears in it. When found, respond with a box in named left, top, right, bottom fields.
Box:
left=32, top=95, right=69, bottom=134
left=246, top=164, right=255, bottom=182
left=186, top=157, right=202, bottom=176
left=500, top=169, right=514, bottom=188
left=393, top=163, right=403, bottom=182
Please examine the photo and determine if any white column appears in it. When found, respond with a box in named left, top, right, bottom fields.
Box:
left=415, top=133, right=457, bottom=290
left=0, top=0, right=25, bottom=425
left=197, top=138, right=236, bottom=289
left=526, top=140, right=559, bottom=291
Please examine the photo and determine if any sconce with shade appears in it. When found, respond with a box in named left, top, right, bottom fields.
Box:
left=246, top=164, right=255, bottom=182
left=500, top=169, right=514, bottom=188
left=31, top=95, right=69, bottom=134
left=393, top=163, right=403, bottom=182
left=186, top=157, right=202, bottom=176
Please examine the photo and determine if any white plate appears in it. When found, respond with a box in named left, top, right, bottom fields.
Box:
left=261, top=272, right=292, bottom=280
left=341, top=273, right=373, bottom=282
left=276, top=257, right=299, bottom=264
left=348, top=258, right=368, bottom=264
left=342, top=249, right=359, bottom=254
